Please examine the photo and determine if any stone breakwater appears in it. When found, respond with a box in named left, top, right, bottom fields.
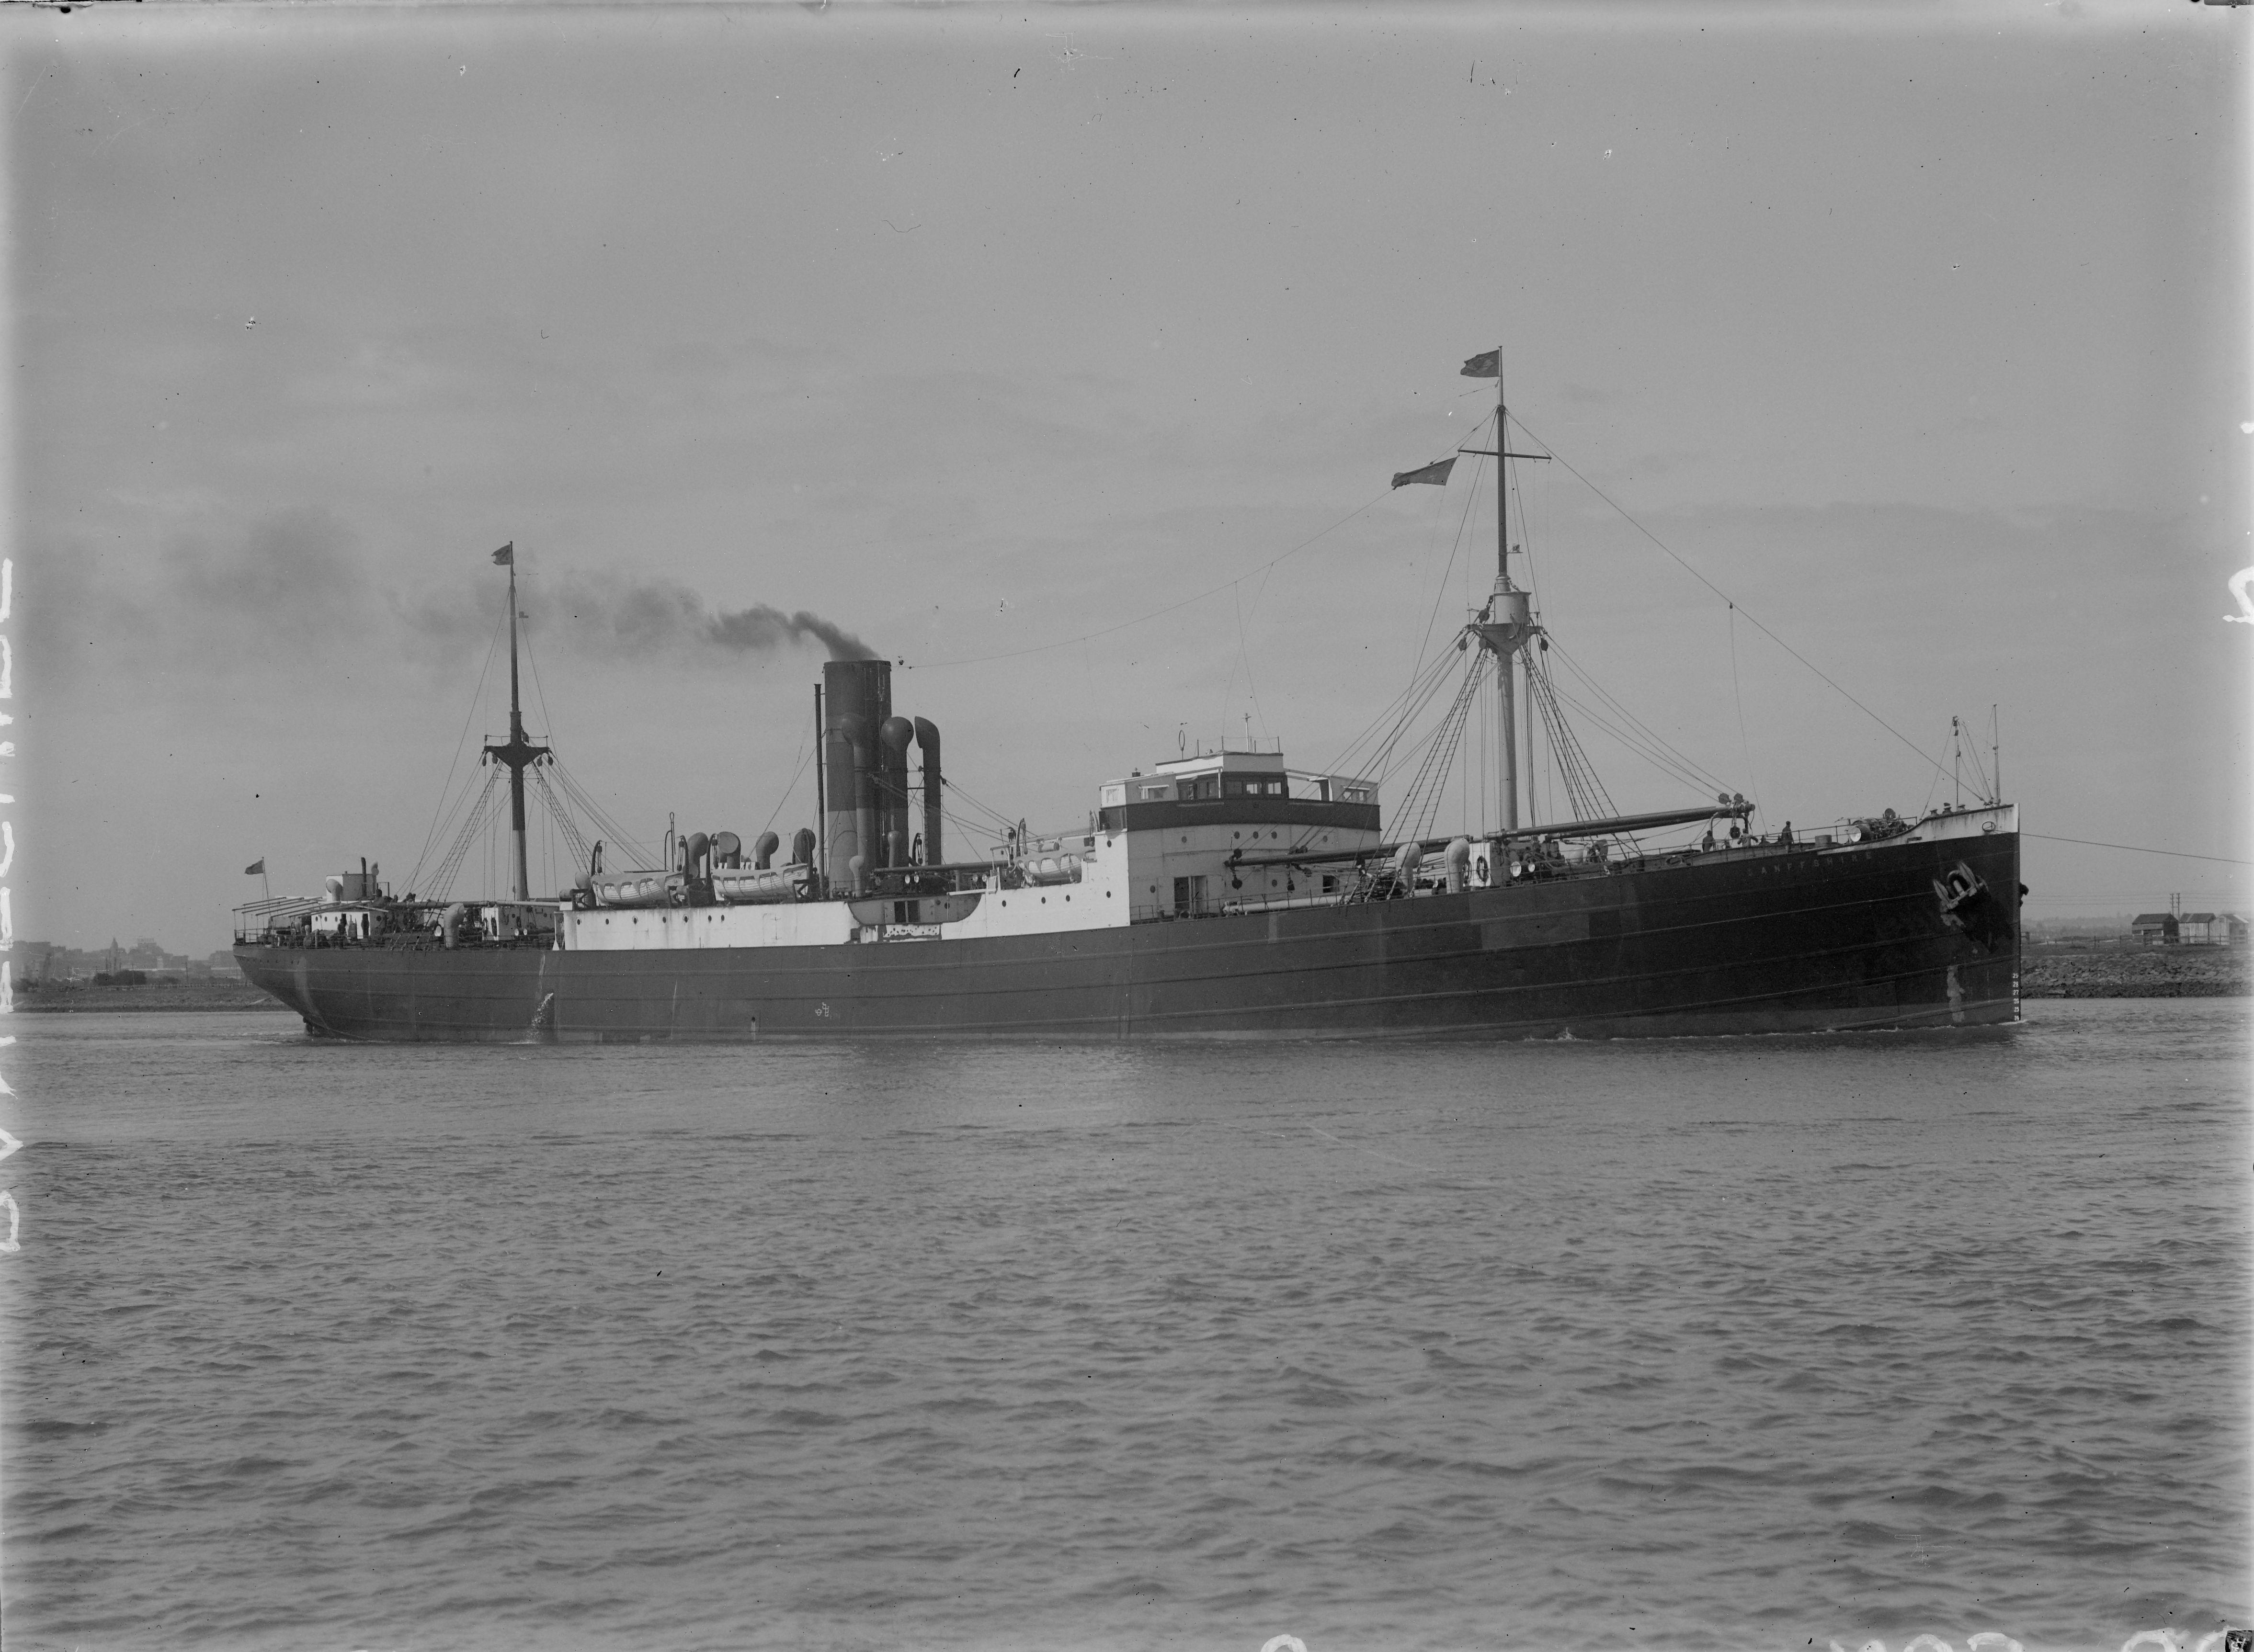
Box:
left=2022, top=948, right=2250, bottom=998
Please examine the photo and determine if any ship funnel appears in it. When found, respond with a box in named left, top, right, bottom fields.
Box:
left=822, top=659, right=893, bottom=887
left=913, top=717, right=942, bottom=866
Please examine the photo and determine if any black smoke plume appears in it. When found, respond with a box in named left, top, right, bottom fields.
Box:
left=546, top=575, right=877, bottom=662
left=708, top=603, right=877, bottom=661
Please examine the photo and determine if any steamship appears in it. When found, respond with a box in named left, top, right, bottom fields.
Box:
left=233, top=359, right=2022, bottom=1041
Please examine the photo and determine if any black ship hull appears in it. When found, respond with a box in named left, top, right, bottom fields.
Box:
left=234, top=830, right=2021, bottom=1042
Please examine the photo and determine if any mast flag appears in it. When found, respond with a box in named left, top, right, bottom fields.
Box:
left=1460, top=350, right=1501, bottom=378
left=243, top=860, right=264, bottom=875
left=1391, top=457, right=1458, bottom=489
left=492, top=543, right=514, bottom=566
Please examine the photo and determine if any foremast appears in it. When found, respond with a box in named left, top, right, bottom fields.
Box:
left=482, top=543, right=549, bottom=902
left=1461, top=349, right=1544, bottom=833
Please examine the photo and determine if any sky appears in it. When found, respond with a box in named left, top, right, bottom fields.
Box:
left=9, top=0, right=2249, bottom=951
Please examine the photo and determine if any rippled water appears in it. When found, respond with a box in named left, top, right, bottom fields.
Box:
left=5, top=1000, right=2246, bottom=1652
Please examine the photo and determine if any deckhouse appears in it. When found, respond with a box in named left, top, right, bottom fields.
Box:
left=1097, top=747, right=1382, bottom=919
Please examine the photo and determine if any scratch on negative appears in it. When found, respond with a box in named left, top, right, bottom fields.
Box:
left=1306, top=1123, right=1466, bottom=1178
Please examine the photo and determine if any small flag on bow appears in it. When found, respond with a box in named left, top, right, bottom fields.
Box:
left=1460, top=350, right=1500, bottom=378
left=492, top=543, right=514, bottom=566
left=244, top=859, right=265, bottom=875
left=1391, top=457, right=1457, bottom=489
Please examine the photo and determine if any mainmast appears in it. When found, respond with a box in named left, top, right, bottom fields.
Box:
left=1462, top=349, right=1540, bottom=833
left=483, top=543, right=549, bottom=901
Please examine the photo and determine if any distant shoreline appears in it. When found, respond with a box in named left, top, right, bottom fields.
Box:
left=16, top=982, right=294, bottom=1014
left=2020, top=947, right=2248, bottom=998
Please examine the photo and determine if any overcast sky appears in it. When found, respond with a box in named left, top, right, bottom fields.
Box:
left=12, top=0, right=2248, bottom=951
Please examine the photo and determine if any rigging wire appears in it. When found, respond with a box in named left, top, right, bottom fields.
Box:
left=1227, top=581, right=1271, bottom=744
left=930, top=771, right=1031, bottom=843
left=1392, top=654, right=1488, bottom=846
left=1366, top=672, right=1479, bottom=801
left=548, top=759, right=655, bottom=868
left=518, top=596, right=662, bottom=868
left=1542, top=678, right=1718, bottom=800
left=757, top=717, right=816, bottom=844
left=409, top=745, right=501, bottom=897
left=1402, top=412, right=1490, bottom=691
left=1542, top=668, right=1728, bottom=797
left=937, top=795, right=1013, bottom=856
left=1368, top=682, right=1473, bottom=798
left=1508, top=411, right=1953, bottom=783
left=1725, top=604, right=1761, bottom=826
left=1917, top=730, right=1952, bottom=817
left=1953, top=716, right=1997, bottom=804
left=2024, top=833, right=2254, bottom=867
left=520, top=597, right=562, bottom=762
left=427, top=769, right=502, bottom=903
left=407, top=609, right=506, bottom=891
left=533, top=765, right=593, bottom=873
left=1525, top=653, right=1616, bottom=823
left=1344, top=649, right=1468, bottom=786
left=1324, top=645, right=1466, bottom=781
left=1540, top=636, right=1736, bottom=798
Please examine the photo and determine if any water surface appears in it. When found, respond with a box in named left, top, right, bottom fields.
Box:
left=6, top=1000, right=2246, bottom=1651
